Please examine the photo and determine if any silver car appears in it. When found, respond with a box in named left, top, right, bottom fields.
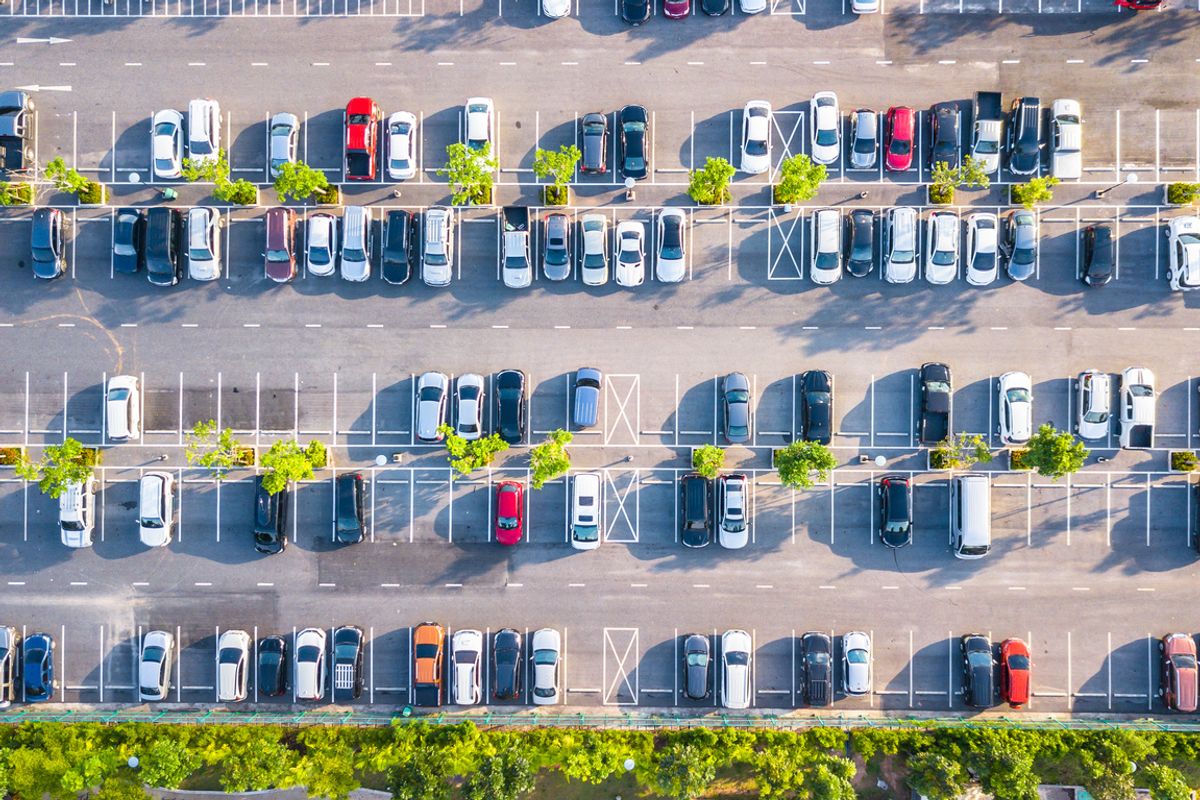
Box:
left=842, top=631, right=871, bottom=696
left=186, top=207, right=221, bottom=282
left=416, top=371, right=449, bottom=442
left=849, top=109, right=878, bottom=169
left=543, top=212, right=572, bottom=281
left=151, top=109, right=184, bottom=180
left=454, top=373, right=485, bottom=441
left=268, top=112, right=299, bottom=179
left=1002, top=210, right=1038, bottom=282
left=924, top=211, right=959, bottom=285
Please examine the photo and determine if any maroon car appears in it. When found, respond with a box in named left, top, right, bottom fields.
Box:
left=663, top=0, right=690, bottom=16
left=264, top=207, right=296, bottom=283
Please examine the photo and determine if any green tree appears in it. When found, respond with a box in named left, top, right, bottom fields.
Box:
left=1167, top=181, right=1200, bottom=206
left=137, top=737, right=200, bottom=789
left=293, top=728, right=360, bottom=800
left=273, top=160, right=332, bottom=203
left=532, top=145, right=581, bottom=204
left=801, top=755, right=856, bottom=800
left=653, top=743, right=716, bottom=800
left=966, top=731, right=1042, bottom=800
left=439, top=141, right=497, bottom=206
left=218, top=736, right=296, bottom=792
left=691, top=444, right=725, bottom=479
left=556, top=730, right=641, bottom=784
left=93, top=775, right=150, bottom=800
left=259, top=439, right=326, bottom=494
left=387, top=748, right=452, bottom=800
left=529, top=429, right=572, bottom=489
left=44, top=156, right=91, bottom=195
left=687, top=156, right=736, bottom=205
left=15, top=437, right=99, bottom=498
left=753, top=736, right=814, bottom=800
left=959, top=154, right=992, bottom=189
left=1022, top=424, right=1088, bottom=480
left=906, top=751, right=968, bottom=800
left=182, top=148, right=230, bottom=184
left=929, top=161, right=958, bottom=204
left=437, top=425, right=510, bottom=477
left=1010, top=175, right=1059, bottom=209
left=462, top=746, right=535, bottom=800
left=774, top=154, right=827, bottom=204
left=185, top=420, right=246, bottom=477
left=930, top=433, right=993, bottom=470
left=774, top=440, right=837, bottom=490
left=0, top=181, right=34, bottom=206
left=1140, top=763, right=1191, bottom=800
left=214, top=177, right=259, bottom=205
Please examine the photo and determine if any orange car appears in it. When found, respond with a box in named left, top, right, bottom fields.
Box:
left=412, top=622, right=445, bottom=707
left=1161, top=633, right=1198, bottom=713
left=999, top=638, right=1031, bottom=708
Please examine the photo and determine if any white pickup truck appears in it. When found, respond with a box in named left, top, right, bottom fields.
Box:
left=1118, top=366, right=1156, bottom=450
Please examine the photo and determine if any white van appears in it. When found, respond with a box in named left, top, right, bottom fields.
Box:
left=422, top=207, right=454, bottom=287
left=570, top=472, right=602, bottom=551
left=59, top=476, right=95, bottom=548
left=951, top=474, right=991, bottom=559
left=340, top=206, right=372, bottom=282
left=138, top=471, right=175, bottom=547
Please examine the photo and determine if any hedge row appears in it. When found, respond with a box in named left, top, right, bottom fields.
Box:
left=0, top=722, right=1198, bottom=800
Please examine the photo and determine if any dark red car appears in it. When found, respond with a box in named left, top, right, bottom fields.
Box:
left=1161, top=633, right=1198, bottom=713
left=884, top=106, right=915, bottom=172
left=495, top=481, right=524, bottom=546
left=663, top=0, right=690, bottom=16
left=263, top=207, right=296, bottom=283
left=999, top=638, right=1031, bottom=708
left=344, top=97, right=381, bottom=181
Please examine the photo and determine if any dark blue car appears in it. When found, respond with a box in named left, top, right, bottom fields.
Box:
left=23, top=632, right=54, bottom=702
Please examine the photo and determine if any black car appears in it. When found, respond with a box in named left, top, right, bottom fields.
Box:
left=382, top=209, right=414, bottom=285
left=800, top=370, right=834, bottom=445
left=620, top=105, right=649, bottom=182
left=1082, top=224, right=1113, bottom=287
left=145, top=207, right=182, bottom=286
left=580, top=113, right=608, bottom=174
left=679, top=473, right=712, bottom=548
left=845, top=209, right=874, bottom=277
left=929, top=102, right=961, bottom=170
left=492, top=628, right=522, bottom=700
left=31, top=207, right=66, bottom=279
left=681, top=633, right=711, bottom=700
left=258, top=635, right=288, bottom=696
left=961, top=634, right=995, bottom=708
left=253, top=475, right=289, bottom=554
left=113, top=208, right=145, bottom=274
left=878, top=475, right=913, bottom=548
left=335, top=473, right=366, bottom=545
left=801, top=632, right=832, bottom=707
left=621, top=0, right=651, bottom=24
left=700, top=0, right=729, bottom=13
left=494, top=369, right=527, bottom=445
left=332, top=625, right=364, bottom=701
left=1007, top=97, right=1042, bottom=176
left=918, top=362, right=952, bottom=445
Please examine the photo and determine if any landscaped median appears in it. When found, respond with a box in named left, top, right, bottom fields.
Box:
left=0, top=718, right=1198, bottom=800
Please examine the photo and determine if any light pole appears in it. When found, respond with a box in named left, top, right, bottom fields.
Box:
left=1095, top=172, right=1138, bottom=199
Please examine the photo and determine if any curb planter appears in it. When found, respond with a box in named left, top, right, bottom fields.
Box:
left=928, top=185, right=954, bottom=206
left=0, top=446, right=26, bottom=466
left=1008, top=449, right=1031, bottom=471
left=1170, top=450, right=1197, bottom=472
left=543, top=185, right=571, bottom=207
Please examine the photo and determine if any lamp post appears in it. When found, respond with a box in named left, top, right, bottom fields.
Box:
left=1096, top=171, right=1138, bottom=199
left=624, top=177, right=636, bottom=201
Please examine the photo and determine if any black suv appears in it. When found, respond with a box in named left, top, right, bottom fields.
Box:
left=332, top=625, right=364, bottom=701
left=253, top=476, right=289, bottom=554
left=494, top=369, right=527, bottom=445
left=335, top=473, right=366, bottom=544
left=31, top=208, right=66, bottom=279
left=145, top=207, right=182, bottom=286
left=619, top=105, right=649, bottom=181
left=382, top=210, right=414, bottom=285
left=844, top=209, right=874, bottom=278
left=800, top=370, right=834, bottom=445
left=878, top=475, right=913, bottom=548
left=1007, top=97, right=1041, bottom=176
left=1082, top=224, right=1113, bottom=287
left=961, top=634, right=995, bottom=708
left=679, top=473, right=712, bottom=548
left=801, top=632, right=833, bottom=707
left=929, top=102, right=961, bottom=170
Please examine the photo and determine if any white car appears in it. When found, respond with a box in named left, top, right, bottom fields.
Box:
left=451, top=629, right=483, bottom=705
left=416, top=371, right=449, bottom=443
left=810, top=208, right=842, bottom=285
left=464, top=97, right=495, bottom=162
left=186, top=98, right=221, bottom=168
left=842, top=631, right=871, bottom=696
left=542, top=0, right=571, bottom=15
left=454, top=373, right=485, bottom=441
left=717, top=474, right=749, bottom=550
left=965, top=212, right=998, bottom=286
left=656, top=209, right=687, bottom=283
left=150, top=109, right=185, bottom=180
left=139, top=630, right=175, bottom=702
left=810, top=92, right=841, bottom=166
left=186, top=207, right=221, bottom=282
left=884, top=207, right=918, bottom=284
left=137, top=471, right=175, bottom=548
left=1049, top=99, right=1082, bottom=181
left=851, top=0, right=879, bottom=12
left=740, top=101, right=772, bottom=175
left=106, top=374, right=141, bottom=441
left=1075, top=369, right=1112, bottom=441
left=580, top=214, right=608, bottom=286
left=720, top=629, right=752, bottom=709
left=615, top=220, right=646, bottom=287
left=531, top=627, right=561, bottom=705
left=924, top=211, right=959, bottom=285
left=1167, top=216, right=1200, bottom=291
left=268, top=112, right=298, bottom=179
left=998, top=371, right=1034, bottom=446
left=422, top=207, right=455, bottom=287
left=59, top=476, right=95, bottom=549
left=216, top=629, right=251, bottom=702
left=738, top=0, right=765, bottom=12
left=295, top=627, right=327, bottom=701
left=305, top=213, right=338, bottom=277
left=386, top=111, right=418, bottom=181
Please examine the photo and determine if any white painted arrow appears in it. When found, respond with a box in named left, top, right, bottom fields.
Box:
left=15, top=37, right=73, bottom=44
left=14, top=85, right=73, bottom=92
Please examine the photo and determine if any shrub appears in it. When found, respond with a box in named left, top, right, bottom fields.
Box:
left=691, top=445, right=725, bottom=479
left=274, top=161, right=331, bottom=203
left=687, top=157, right=736, bottom=205
left=1167, top=182, right=1200, bottom=206
left=184, top=420, right=244, bottom=478
left=214, top=178, right=258, bottom=206
left=532, top=145, right=579, bottom=204
left=774, top=440, right=837, bottom=490
left=44, top=157, right=90, bottom=195
left=304, top=440, right=328, bottom=469
left=78, top=181, right=107, bottom=205
left=1022, top=424, right=1088, bottom=479
left=315, top=185, right=341, bottom=205
left=14, top=438, right=100, bottom=498
left=929, top=433, right=992, bottom=470
left=1010, top=176, right=1059, bottom=209
left=439, top=141, right=497, bottom=206
left=1171, top=450, right=1197, bottom=472
left=530, top=429, right=572, bottom=489
left=259, top=439, right=327, bottom=494
left=0, top=181, right=34, bottom=206
left=0, top=446, right=25, bottom=466
left=928, top=183, right=954, bottom=205
left=773, top=154, right=826, bottom=204
left=437, top=426, right=509, bottom=477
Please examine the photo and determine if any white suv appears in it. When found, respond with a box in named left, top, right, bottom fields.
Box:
left=720, top=629, right=752, bottom=709
left=216, top=629, right=251, bottom=702
left=186, top=207, right=221, bottom=282
left=422, top=207, right=454, bottom=287
left=59, top=476, right=95, bottom=549
left=186, top=98, right=221, bottom=167
left=451, top=629, right=482, bottom=705
left=295, top=627, right=327, bottom=701
left=884, top=207, right=918, bottom=283
left=139, top=630, right=175, bottom=701
left=1167, top=216, right=1200, bottom=291
left=1075, top=370, right=1111, bottom=441
left=810, top=208, right=841, bottom=285
left=998, top=371, right=1034, bottom=446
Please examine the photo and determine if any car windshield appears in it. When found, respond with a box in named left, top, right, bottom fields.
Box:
left=1083, top=409, right=1108, bottom=424
left=974, top=139, right=999, bottom=154
left=391, top=121, right=410, bottom=136
left=271, top=122, right=292, bottom=136
left=816, top=127, right=838, bottom=147
left=971, top=254, right=993, bottom=272
left=1057, top=113, right=1080, bottom=125
left=143, top=646, right=165, bottom=663
left=619, top=246, right=641, bottom=264
left=960, top=544, right=989, bottom=556
left=419, top=386, right=442, bottom=402
left=154, top=157, right=176, bottom=172
left=533, top=686, right=555, bottom=697
left=141, top=515, right=163, bottom=529
left=1013, top=246, right=1035, bottom=265
left=727, top=390, right=749, bottom=404
left=497, top=514, right=518, bottom=530
left=415, top=643, right=439, bottom=658
left=1179, top=234, right=1200, bottom=246
left=745, top=137, right=767, bottom=157
left=153, top=122, right=176, bottom=138
left=1129, top=384, right=1153, bottom=398
left=114, top=223, right=137, bottom=255
left=390, top=157, right=411, bottom=170
left=932, top=249, right=955, bottom=267
left=686, top=652, right=708, bottom=667
left=191, top=136, right=213, bottom=156
left=926, top=380, right=949, bottom=394
left=546, top=246, right=568, bottom=266
left=891, top=248, right=914, bottom=263
left=583, top=252, right=605, bottom=268
left=344, top=246, right=365, bottom=262
left=266, top=248, right=289, bottom=262
left=533, top=650, right=557, bottom=665
left=847, top=650, right=869, bottom=664
left=335, top=643, right=358, bottom=659
left=109, top=388, right=130, bottom=402
left=807, top=651, right=830, bottom=666
left=967, top=651, right=992, bottom=668
left=890, top=136, right=911, bottom=156
left=219, top=649, right=242, bottom=665
left=816, top=251, right=838, bottom=270
left=573, top=525, right=598, bottom=542
left=188, top=244, right=212, bottom=262
left=854, top=134, right=874, bottom=154
left=309, top=242, right=331, bottom=265
left=425, top=251, right=447, bottom=266
left=61, top=519, right=84, bottom=532
left=1007, top=654, right=1030, bottom=670
left=1006, top=388, right=1031, bottom=404
left=725, top=652, right=748, bottom=666
left=661, top=242, right=683, bottom=260
left=1174, top=654, right=1197, bottom=669
left=348, top=113, right=372, bottom=125
left=298, top=645, right=320, bottom=662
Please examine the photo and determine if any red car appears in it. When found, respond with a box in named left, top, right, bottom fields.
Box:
left=663, top=0, right=690, bottom=16
left=495, top=481, right=524, bottom=546
left=1161, top=633, right=1198, bottom=713
left=999, top=638, right=1031, bottom=708
left=884, top=106, right=915, bottom=172
left=344, top=97, right=381, bottom=181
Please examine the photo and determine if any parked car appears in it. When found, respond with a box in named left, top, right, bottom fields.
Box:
left=615, top=220, right=646, bottom=286
left=137, top=471, right=175, bottom=548
left=139, top=629, right=175, bottom=701
left=31, top=207, right=66, bottom=279
left=542, top=0, right=571, bottom=16
left=217, top=629, right=251, bottom=702
left=701, top=0, right=729, bottom=12
left=656, top=208, right=687, bottom=283
left=580, top=213, right=609, bottom=286
left=413, top=622, right=446, bottom=707
left=810, top=92, right=841, bottom=166
left=1007, top=96, right=1042, bottom=176
left=580, top=113, right=608, bottom=174
left=531, top=628, right=561, bottom=705
left=1161, top=633, right=1198, bottom=713
left=998, top=371, right=1034, bottom=445
left=878, top=474, right=913, bottom=548
left=1167, top=215, right=1200, bottom=291
left=305, top=212, right=338, bottom=277
left=493, top=628, right=522, bottom=700
left=845, top=209, right=874, bottom=277
left=454, top=373, right=485, bottom=441
left=382, top=209, right=415, bottom=285
left=268, top=112, right=299, bottom=179
left=849, top=109, right=878, bottom=169
left=22, top=632, right=55, bottom=702
left=451, top=629, right=483, bottom=705
left=810, top=208, right=842, bottom=285
left=145, top=207, right=182, bottom=286
left=740, top=101, right=772, bottom=175
left=663, top=0, right=689, bottom=17
left=59, top=476, right=95, bottom=549
left=919, top=361, right=951, bottom=444
left=344, top=97, right=382, bottom=180
left=494, top=369, right=527, bottom=445
left=334, top=472, right=366, bottom=545
left=884, top=106, right=915, bottom=172
left=0, top=627, right=19, bottom=708
left=570, top=472, right=602, bottom=551
left=186, top=206, right=221, bottom=282
left=257, top=635, right=288, bottom=697
left=924, top=210, right=959, bottom=285
left=842, top=631, right=871, bottom=696
left=884, top=206, right=918, bottom=283
left=253, top=475, right=288, bottom=555
left=800, top=369, right=833, bottom=444
left=622, top=0, right=651, bottom=24
left=720, top=629, right=752, bottom=709
left=339, top=206, right=372, bottom=282
left=739, top=0, right=766, bottom=12
left=543, top=212, right=572, bottom=281
left=494, top=480, right=524, bottom=546
left=113, top=208, right=145, bottom=274
left=106, top=374, right=141, bottom=441
left=264, top=207, right=297, bottom=283
left=1075, top=369, right=1112, bottom=441
left=619, top=105, right=649, bottom=181
left=573, top=367, right=603, bottom=429
left=961, top=633, right=995, bottom=708
left=717, top=473, right=749, bottom=550
left=295, top=627, right=327, bottom=701
left=1081, top=223, right=1113, bottom=287
left=1000, top=209, right=1038, bottom=281
left=929, top=102, right=961, bottom=170
left=682, top=633, right=712, bottom=700
left=422, top=207, right=454, bottom=287
left=386, top=111, right=418, bottom=180
left=679, top=473, right=713, bottom=548
left=965, top=212, right=998, bottom=286
left=150, top=108, right=184, bottom=179
left=332, top=625, right=364, bottom=701
left=1049, top=99, right=1082, bottom=180
left=722, top=372, right=752, bottom=444
left=999, top=638, right=1031, bottom=708
left=416, top=371, right=449, bottom=442
left=187, top=98, right=221, bottom=167
left=801, top=632, right=832, bottom=707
